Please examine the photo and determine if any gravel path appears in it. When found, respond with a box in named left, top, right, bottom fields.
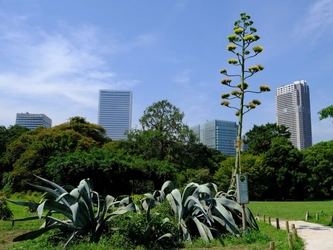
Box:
left=271, top=220, right=333, bottom=250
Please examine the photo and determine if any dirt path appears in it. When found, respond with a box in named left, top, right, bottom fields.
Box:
left=271, top=220, right=333, bottom=250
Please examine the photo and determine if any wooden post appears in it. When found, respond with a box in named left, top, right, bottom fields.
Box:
left=270, top=241, right=275, bottom=250
left=330, top=216, right=333, bottom=223
left=286, top=220, right=289, bottom=233
left=263, top=214, right=266, bottom=223
left=288, top=233, right=293, bottom=250
left=276, top=218, right=280, bottom=230
left=268, top=216, right=271, bottom=224
left=241, top=204, right=246, bottom=230
left=291, top=224, right=298, bottom=240
left=316, top=213, right=319, bottom=221
left=305, top=211, right=309, bottom=220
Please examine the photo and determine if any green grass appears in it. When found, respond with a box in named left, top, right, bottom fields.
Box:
left=248, top=201, right=333, bottom=226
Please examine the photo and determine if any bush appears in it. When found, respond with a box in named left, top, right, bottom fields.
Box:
left=0, top=196, right=13, bottom=220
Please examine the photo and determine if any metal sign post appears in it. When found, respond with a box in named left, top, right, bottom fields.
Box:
left=236, top=174, right=249, bottom=231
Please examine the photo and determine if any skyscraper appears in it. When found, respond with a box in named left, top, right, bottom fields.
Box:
left=275, top=80, right=312, bottom=150
left=192, top=120, right=238, bottom=156
left=15, top=112, right=52, bottom=130
left=98, top=90, right=132, bottom=140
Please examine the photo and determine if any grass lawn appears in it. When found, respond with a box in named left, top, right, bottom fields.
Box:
left=248, top=200, right=333, bottom=226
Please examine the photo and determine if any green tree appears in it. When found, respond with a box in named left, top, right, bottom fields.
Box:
left=318, top=105, right=333, bottom=121
left=300, top=140, right=333, bottom=200
left=213, top=154, right=266, bottom=200
left=125, top=100, right=200, bottom=187
left=219, top=13, right=271, bottom=191
left=2, top=117, right=110, bottom=191
left=244, top=123, right=291, bottom=155
left=262, top=137, right=304, bottom=200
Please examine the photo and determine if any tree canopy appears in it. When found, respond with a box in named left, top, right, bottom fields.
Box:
left=318, top=105, right=333, bottom=121
left=244, top=123, right=291, bottom=154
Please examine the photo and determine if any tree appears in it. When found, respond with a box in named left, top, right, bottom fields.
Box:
left=219, top=13, right=271, bottom=191
left=244, top=123, right=291, bottom=155
left=213, top=154, right=267, bottom=200
left=2, top=117, right=110, bottom=191
left=300, top=140, right=333, bottom=200
left=125, top=100, right=223, bottom=188
left=318, top=105, right=333, bottom=121
left=262, top=137, right=304, bottom=200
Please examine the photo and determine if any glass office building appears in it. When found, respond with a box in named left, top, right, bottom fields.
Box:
left=15, top=112, right=52, bottom=130
left=276, top=80, right=312, bottom=150
left=192, top=120, right=238, bottom=156
left=98, top=90, right=132, bottom=140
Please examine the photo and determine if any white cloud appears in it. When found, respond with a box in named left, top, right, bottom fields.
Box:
left=0, top=14, right=142, bottom=127
left=293, top=0, right=333, bottom=39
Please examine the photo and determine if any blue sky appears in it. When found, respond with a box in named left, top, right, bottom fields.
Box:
left=0, top=0, right=332, bottom=144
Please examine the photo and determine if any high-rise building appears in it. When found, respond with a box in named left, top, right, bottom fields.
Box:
left=275, top=80, right=312, bottom=150
left=15, top=112, right=52, bottom=130
left=98, top=90, right=132, bottom=140
left=192, top=120, right=238, bottom=156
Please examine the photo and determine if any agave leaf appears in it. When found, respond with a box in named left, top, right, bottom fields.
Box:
left=37, top=200, right=73, bottom=221
left=33, top=175, right=68, bottom=194
left=111, top=202, right=139, bottom=215
left=166, top=189, right=182, bottom=222
left=161, top=180, right=175, bottom=194
left=181, top=183, right=199, bottom=206
left=13, top=224, right=71, bottom=241
left=157, top=233, right=172, bottom=241
left=192, top=185, right=212, bottom=199
left=191, top=216, right=212, bottom=242
left=26, top=183, right=65, bottom=201
left=7, top=199, right=39, bottom=209
left=180, top=218, right=191, bottom=241
left=211, top=199, right=240, bottom=235
left=63, top=230, right=78, bottom=248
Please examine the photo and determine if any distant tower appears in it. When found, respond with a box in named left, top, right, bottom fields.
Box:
left=191, top=120, right=238, bottom=156
left=275, top=80, right=312, bottom=150
left=98, top=90, right=132, bottom=140
left=15, top=112, right=52, bottom=130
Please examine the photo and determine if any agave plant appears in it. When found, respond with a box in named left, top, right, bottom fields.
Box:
left=8, top=175, right=139, bottom=247
left=141, top=181, right=258, bottom=243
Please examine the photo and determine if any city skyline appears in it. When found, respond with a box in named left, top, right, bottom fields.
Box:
left=0, top=1, right=333, bottom=144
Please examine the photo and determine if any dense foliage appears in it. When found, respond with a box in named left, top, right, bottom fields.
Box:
left=0, top=100, right=332, bottom=203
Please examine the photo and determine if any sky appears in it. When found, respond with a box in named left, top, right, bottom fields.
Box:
left=0, top=0, right=332, bottom=145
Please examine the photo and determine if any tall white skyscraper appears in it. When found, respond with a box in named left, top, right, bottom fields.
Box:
left=15, top=112, right=52, bottom=130
left=98, top=90, right=132, bottom=140
left=275, top=80, right=312, bottom=150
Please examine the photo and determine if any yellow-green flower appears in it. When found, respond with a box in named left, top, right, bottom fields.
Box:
left=221, top=101, right=230, bottom=106
left=227, top=44, right=237, bottom=51
left=228, top=34, right=237, bottom=42
left=237, top=82, right=249, bottom=90
left=260, top=85, right=271, bottom=92
left=252, top=99, right=261, bottom=105
left=220, top=68, right=227, bottom=74
left=227, top=58, right=238, bottom=65
left=221, top=78, right=232, bottom=85
left=221, top=93, right=230, bottom=99
left=234, top=27, right=243, bottom=35
left=243, top=34, right=254, bottom=41
left=253, top=46, right=264, bottom=53
left=231, top=89, right=243, bottom=96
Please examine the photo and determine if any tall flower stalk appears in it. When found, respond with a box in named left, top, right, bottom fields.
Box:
left=220, top=13, right=271, bottom=192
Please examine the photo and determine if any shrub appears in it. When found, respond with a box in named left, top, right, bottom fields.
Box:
left=0, top=196, right=13, bottom=220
